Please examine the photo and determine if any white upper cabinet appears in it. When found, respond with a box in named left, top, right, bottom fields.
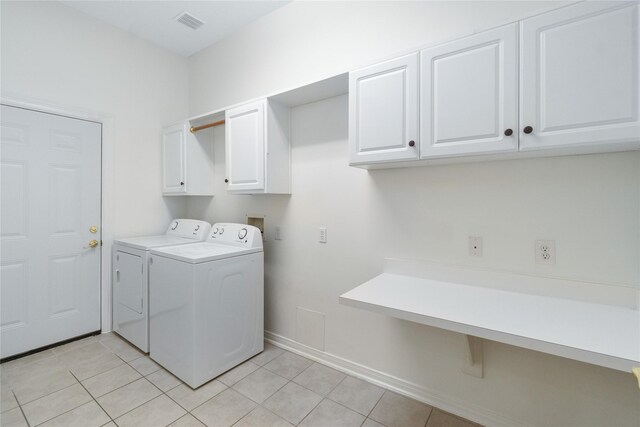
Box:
left=162, top=123, right=187, bottom=194
left=162, top=122, right=215, bottom=196
left=520, top=1, right=640, bottom=151
left=349, top=53, right=419, bottom=165
left=225, top=99, right=290, bottom=194
left=420, top=24, right=518, bottom=158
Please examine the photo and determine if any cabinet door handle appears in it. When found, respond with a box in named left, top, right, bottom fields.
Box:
left=523, top=126, right=533, bottom=134
left=224, top=179, right=229, bottom=183
left=116, top=269, right=120, bottom=283
left=504, top=129, right=513, bottom=136
left=180, top=182, right=184, bottom=186
left=408, top=140, right=415, bottom=147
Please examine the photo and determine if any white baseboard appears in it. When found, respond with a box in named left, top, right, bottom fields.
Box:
left=265, top=330, right=527, bottom=427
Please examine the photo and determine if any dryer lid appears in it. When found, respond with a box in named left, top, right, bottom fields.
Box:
left=114, top=235, right=198, bottom=250
left=150, top=241, right=262, bottom=264
left=113, top=219, right=212, bottom=250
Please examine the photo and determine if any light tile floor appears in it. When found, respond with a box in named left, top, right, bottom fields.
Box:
left=0, top=333, right=481, bottom=427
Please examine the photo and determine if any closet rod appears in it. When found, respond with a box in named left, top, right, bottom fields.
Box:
left=189, top=119, right=225, bottom=133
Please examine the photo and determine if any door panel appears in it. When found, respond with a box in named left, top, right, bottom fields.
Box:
left=349, top=53, right=419, bottom=164
left=0, top=262, right=27, bottom=329
left=48, top=255, right=80, bottom=317
left=520, top=2, right=640, bottom=150
left=225, top=100, right=266, bottom=192
left=49, top=165, right=81, bottom=236
left=420, top=24, right=518, bottom=158
left=1, top=161, right=28, bottom=238
left=0, top=104, right=101, bottom=358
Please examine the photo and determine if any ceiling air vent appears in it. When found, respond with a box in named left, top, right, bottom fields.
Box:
left=175, top=11, right=205, bottom=30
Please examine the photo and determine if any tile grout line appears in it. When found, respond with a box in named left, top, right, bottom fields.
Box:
left=78, top=346, right=168, bottom=424
left=424, top=406, right=434, bottom=427
left=101, top=376, right=164, bottom=423
left=75, top=349, right=142, bottom=400
left=114, top=374, right=187, bottom=425
left=366, top=389, right=387, bottom=419
left=290, top=373, right=368, bottom=425
left=20, top=375, right=95, bottom=426
left=13, top=390, right=31, bottom=427
left=69, top=370, right=115, bottom=425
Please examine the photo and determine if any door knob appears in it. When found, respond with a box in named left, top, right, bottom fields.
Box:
left=408, top=140, right=415, bottom=147
left=90, top=226, right=98, bottom=233
left=523, top=126, right=533, bottom=134
left=85, top=240, right=99, bottom=249
left=504, top=129, right=513, bottom=136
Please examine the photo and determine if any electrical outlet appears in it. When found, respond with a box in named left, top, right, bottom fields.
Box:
left=535, top=240, right=555, bottom=265
left=275, top=226, right=282, bottom=241
left=469, top=236, right=483, bottom=257
left=319, top=227, right=327, bottom=243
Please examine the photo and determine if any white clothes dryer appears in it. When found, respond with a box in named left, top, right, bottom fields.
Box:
left=112, top=219, right=211, bottom=352
left=149, top=223, right=264, bottom=388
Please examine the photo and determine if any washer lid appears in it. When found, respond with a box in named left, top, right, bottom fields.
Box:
left=114, top=235, right=200, bottom=250
left=150, top=241, right=262, bottom=264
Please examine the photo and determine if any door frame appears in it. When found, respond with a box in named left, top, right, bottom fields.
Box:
left=1, top=95, right=115, bottom=334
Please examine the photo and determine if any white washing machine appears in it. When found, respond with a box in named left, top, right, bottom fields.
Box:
left=149, top=223, right=264, bottom=388
left=112, top=219, right=211, bottom=352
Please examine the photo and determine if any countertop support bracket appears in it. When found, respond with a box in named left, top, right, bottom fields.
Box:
left=462, top=335, right=484, bottom=378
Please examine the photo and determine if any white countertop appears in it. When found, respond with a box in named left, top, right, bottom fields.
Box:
left=340, top=260, right=640, bottom=372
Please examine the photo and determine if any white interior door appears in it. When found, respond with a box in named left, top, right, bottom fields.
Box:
left=1, top=104, right=102, bottom=358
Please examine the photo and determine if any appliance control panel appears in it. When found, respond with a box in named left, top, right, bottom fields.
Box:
left=207, top=223, right=263, bottom=249
left=165, top=219, right=212, bottom=240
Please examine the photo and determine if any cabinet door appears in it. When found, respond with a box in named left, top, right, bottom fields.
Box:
left=520, top=2, right=639, bottom=150
left=349, top=53, right=419, bottom=165
left=420, top=24, right=518, bottom=158
left=162, top=124, right=187, bottom=194
left=225, top=100, right=266, bottom=192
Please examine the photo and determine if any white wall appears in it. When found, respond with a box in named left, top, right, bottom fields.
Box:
left=189, top=0, right=566, bottom=115
left=1, top=0, right=190, bottom=332
left=1, top=0, right=190, bottom=238
left=187, top=2, right=640, bottom=426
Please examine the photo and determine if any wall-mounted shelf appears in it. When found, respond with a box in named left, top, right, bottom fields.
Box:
left=340, top=259, right=640, bottom=374
left=177, top=73, right=348, bottom=196
left=187, top=73, right=348, bottom=126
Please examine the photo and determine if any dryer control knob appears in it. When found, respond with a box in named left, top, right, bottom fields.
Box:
left=219, top=228, right=225, bottom=235
left=238, top=228, right=248, bottom=239
left=212, top=227, right=218, bottom=234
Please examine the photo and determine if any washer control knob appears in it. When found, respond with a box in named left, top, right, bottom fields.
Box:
left=219, top=228, right=225, bottom=235
left=171, top=221, right=178, bottom=230
left=238, top=228, right=248, bottom=239
left=212, top=227, right=218, bottom=234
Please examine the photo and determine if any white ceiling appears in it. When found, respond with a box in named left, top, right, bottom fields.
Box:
left=60, top=1, right=290, bottom=57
